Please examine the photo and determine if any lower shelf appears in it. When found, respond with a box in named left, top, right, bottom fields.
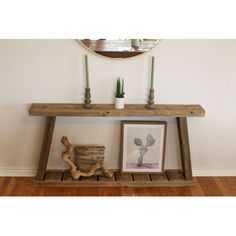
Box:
left=34, top=169, right=195, bottom=187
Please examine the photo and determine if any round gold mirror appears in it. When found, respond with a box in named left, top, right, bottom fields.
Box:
left=78, top=39, right=161, bottom=59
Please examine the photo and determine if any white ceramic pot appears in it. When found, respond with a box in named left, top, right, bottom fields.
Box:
left=115, top=97, right=125, bottom=109
left=131, top=39, right=140, bottom=49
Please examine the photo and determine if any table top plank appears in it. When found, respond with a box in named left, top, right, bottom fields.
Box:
left=28, top=103, right=205, bottom=117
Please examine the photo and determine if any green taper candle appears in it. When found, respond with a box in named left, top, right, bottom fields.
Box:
left=85, top=55, right=89, bottom=88
left=151, top=56, right=155, bottom=89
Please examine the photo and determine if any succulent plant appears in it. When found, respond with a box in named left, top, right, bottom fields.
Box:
left=115, top=77, right=125, bottom=98
left=134, top=134, right=156, bottom=166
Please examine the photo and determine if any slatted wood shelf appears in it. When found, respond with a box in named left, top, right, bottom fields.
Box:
left=34, top=169, right=195, bottom=187
left=29, top=103, right=205, bottom=117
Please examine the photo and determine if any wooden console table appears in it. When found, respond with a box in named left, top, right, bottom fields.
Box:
left=29, top=103, right=205, bottom=187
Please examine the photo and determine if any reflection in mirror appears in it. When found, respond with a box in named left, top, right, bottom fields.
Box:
left=79, top=39, right=161, bottom=59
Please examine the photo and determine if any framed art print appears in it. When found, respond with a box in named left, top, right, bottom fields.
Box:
left=120, top=121, right=167, bottom=174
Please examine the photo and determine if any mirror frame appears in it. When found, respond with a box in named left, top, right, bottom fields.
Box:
left=77, top=39, right=162, bottom=59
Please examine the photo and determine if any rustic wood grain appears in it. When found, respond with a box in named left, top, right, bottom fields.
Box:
left=33, top=170, right=195, bottom=187
left=45, top=170, right=63, bottom=181
left=75, top=145, right=105, bottom=175
left=116, top=172, right=133, bottom=182
left=80, top=176, right=98, bottom=182
left=176, top=117, right=193, bottom=180
left=133, top=174, right=150, bottom=182
left=2, top=176, right=236, bottom=196
left=63, top=169, right=99, bottom=183
left=29, top=103, right=205, bottom=117
left=62, top=170, right=75, bottom=182
left=29, top=103, right=205, bottom=187
left=166, top=169, right=185, bottom=181
left=35, top=116, right=56, bottom=181
left=98, top=174, right=116, bottom=182
left=150, top=173, right=168, bottom=181
left=61, top=137, right=112, bottom=179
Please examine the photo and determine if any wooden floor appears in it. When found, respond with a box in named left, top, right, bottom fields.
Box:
left=0, top=176, right=236, bottom=196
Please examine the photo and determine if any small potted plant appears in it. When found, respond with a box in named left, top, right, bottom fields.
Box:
left=131, top=39, right=140, bottom=49
left=114, top=77, right=125, bottom=109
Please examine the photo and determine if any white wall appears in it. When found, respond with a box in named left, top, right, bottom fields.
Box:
left=0, top=39, right=236, bottom=176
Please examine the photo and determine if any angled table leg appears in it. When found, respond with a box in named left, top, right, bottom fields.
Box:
left=176, top=117, right=193, bottom=180
left=35, top=116, right=56, bottom=180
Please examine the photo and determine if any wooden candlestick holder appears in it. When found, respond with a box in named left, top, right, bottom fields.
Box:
left=83, top=88, right=93, bottom=109
left=145, top=88, right=157, bottom=109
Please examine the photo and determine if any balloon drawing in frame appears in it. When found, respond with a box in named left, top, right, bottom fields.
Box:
left=120, top=121, right=167, bottom=174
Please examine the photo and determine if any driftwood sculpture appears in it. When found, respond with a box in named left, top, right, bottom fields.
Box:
left=60, top=136, right=113, bottom=180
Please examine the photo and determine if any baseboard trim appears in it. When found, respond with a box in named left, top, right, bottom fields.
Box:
left=193, top=169, right=236, bottom=176
left=0, top=168, right=236, bottom=177
left=0, top=168, right=37, bottom=176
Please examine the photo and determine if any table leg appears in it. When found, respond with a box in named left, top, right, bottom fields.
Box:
left=176, top=117, right=193, bottom=180
left=35, top=116, right=56, bottom=180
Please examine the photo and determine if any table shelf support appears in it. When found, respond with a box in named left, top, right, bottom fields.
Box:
left=176, top=117, right=193, bottom=180
left=35, top=116, right=56, bottom=180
